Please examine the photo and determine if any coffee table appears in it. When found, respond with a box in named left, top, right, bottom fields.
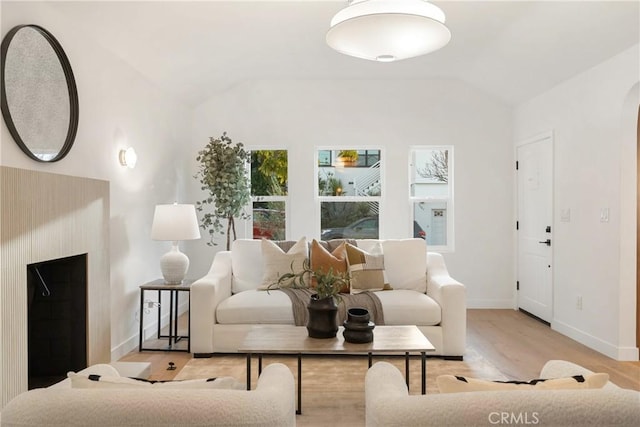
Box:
left=238, top=325, right=435, bottom=414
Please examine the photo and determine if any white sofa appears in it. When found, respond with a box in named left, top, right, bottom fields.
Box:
left=191, top=238, right=465, bottom=358
left=365, top=360, right=640, bottom=426
left=1, top=363, right=296, bottom=426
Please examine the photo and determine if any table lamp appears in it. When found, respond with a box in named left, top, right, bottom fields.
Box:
left=151, top=203, right=201, bottom=284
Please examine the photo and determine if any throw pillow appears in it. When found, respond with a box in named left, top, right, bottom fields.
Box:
left=68, top=373, right=245, bottom=389
left=345, top=242, right=388, bottom=294
left=310, top=239, right=349, bottom=293
left=437, top=373, right=609, bottom=393
left=261, top=236, right=308, bottom=289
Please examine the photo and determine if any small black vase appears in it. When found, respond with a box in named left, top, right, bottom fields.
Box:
left=307, top=294, right=338, bottom=338
left=343, top=307, right=375, bottom=343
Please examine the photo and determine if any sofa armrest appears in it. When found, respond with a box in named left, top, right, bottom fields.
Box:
left=365, top=362, right=409, bottom=427
left=190, top=251, right=233, bottom=355
left=426, top=252, right=466, bottom=357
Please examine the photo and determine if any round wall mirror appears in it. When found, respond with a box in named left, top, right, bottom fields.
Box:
left=1, top=25, right=79, bottom=162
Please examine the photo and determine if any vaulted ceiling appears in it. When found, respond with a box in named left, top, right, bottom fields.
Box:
left=49, top=1, right=639, bottom=107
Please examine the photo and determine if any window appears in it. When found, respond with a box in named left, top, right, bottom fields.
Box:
left=410, top=146, right=453, bottom=251
left=250, top=149, right=288, bottom=240
left=317, top=148, right=382, bottom=239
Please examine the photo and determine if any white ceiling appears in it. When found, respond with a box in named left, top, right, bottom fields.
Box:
left=49, top=0, right=640, bottom=107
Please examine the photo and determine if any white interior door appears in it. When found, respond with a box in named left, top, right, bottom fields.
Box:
left=517, top=134, right=553, bottom=322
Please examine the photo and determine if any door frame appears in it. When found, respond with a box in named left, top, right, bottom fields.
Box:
left=515, top=130, right=554, bottom=319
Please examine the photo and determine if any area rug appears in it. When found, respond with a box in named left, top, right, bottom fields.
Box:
left=175, top=347, right=507, bottom=427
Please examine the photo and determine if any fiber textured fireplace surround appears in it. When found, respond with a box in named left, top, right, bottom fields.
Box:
left=0, top=166, right=110, bottom=408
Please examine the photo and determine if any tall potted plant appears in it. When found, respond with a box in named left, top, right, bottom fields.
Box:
left=194, top=132, right=251, bottom=250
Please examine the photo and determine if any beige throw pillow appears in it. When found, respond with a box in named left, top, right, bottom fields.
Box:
left=261, top=236, right=308, bottom=289
left=345, top=242, right=388, bottom=294
left=437, top=373, right=609, bottom=393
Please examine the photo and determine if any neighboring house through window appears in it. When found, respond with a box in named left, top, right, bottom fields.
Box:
left=410, top=146, right=453, bottom=251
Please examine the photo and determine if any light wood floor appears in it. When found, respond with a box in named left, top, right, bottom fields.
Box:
left=119, top=309, right=640, bottom=390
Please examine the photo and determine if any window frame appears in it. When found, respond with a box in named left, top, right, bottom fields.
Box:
left=409, top=145, right=454, bottom=252
left=246, top=147, right=290, bottom=241
left=316, top=146, right=384, bottom=239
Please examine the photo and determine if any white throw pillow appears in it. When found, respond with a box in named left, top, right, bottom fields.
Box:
left=260, top=236, right=308, bottom=289
left=381, top=238, right=427, bottom=293
left=68, top=372, right=245, bottom=389
left=231, top=239, right=264, bottom=293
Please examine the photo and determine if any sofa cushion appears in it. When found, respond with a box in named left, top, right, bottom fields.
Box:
left=346, top=242, right=387, bottom=293
left=374, top=290, right=441, bottom=326
left=261, top=237, right=308, bottom=288
left=216, top=289, right=441, bottom=327
left=69, top=373, right=245, bottom=389
left=437, top=373, right=610, bottom=393
left=217, top=290, right=295, bottom=324
left=310, top=239, right=349, bottom=293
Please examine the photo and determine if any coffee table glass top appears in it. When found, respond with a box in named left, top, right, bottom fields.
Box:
left=238, top=325, right=435, bottom=354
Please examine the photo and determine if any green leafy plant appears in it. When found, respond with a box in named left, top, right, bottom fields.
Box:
left=270, top=258, right=350, bottom=302
left=251, top=150, right=288, bottom=196
left=195, top=132, right=251, bottom=249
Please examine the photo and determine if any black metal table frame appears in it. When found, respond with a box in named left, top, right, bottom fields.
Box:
left=245, top=351, right=426, bottom=415
left=139, top=286, right=190, bottom=352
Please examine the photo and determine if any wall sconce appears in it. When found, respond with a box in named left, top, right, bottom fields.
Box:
left=119, top=147, right=137, bottom=168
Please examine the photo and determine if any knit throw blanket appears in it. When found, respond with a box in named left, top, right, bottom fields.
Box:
left=279, top=288, right=385, bottom=327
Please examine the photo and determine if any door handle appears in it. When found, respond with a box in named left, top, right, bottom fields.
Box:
left=538, top=239, right=551, bottom=246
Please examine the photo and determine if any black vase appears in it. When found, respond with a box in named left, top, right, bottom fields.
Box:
left=307, top=294, right=338, bottom=338
left=343, top=307, right=375, bottom=343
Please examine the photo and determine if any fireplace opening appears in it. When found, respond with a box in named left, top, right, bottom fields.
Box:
left=27, top=254, right=87, bottom=389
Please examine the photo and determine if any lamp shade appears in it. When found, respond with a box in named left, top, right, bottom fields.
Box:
left=326, top=0, right=451, bottom=62
left=151, top=204, right=201, bottom=242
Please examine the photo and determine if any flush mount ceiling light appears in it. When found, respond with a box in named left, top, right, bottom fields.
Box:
left=326, top=0, right=451, bottom=62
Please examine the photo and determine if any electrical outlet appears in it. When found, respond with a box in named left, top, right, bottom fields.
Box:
left=576, top=295, right=583, bottom=310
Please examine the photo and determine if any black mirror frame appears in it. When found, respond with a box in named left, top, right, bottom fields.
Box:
left=0, top=24, right=79, bottom=162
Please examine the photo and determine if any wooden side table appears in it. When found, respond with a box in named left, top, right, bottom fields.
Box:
left=138, top=279, right=192, bottom=352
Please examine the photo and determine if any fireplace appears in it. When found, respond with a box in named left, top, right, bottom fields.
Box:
left=27, top=254, right=88, bottom=389
left=1, top=166, right=110, bottom=408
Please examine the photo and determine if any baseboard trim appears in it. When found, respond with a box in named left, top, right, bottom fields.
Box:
left=552, top=319, right=638, bottom=361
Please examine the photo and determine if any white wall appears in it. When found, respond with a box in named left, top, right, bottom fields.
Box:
left=514, top=45, right=639, bottom=360
left=0, top=2, right=193, bottom=361
left=189, top=79, right=515, bottom=309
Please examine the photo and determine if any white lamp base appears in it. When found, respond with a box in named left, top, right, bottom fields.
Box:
left=160, top=242, right=189, bottom=284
